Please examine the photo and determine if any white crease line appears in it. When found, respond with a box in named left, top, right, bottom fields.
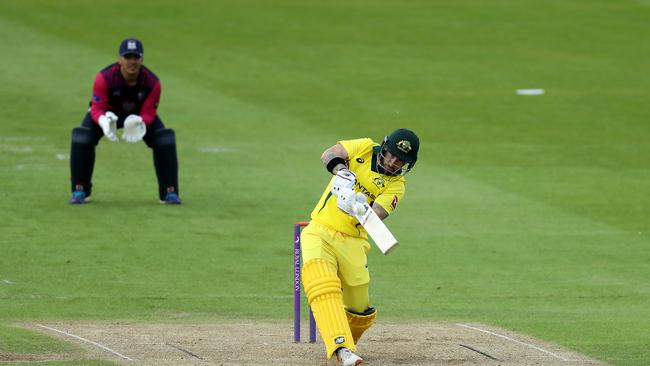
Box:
left=36, top=324, right=133, bottom=361
left=0, top=361, right=60, bottom=363
left=456, top=323, right=568, bottom=361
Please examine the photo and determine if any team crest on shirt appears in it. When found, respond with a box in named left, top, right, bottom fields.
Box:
left=356, top=157, right=364, bottom=163
left=396, top=140, right=412, bottom=153
left=391, top=195, right=398, bottom=209
left=372, top=176, right=385, bottom=189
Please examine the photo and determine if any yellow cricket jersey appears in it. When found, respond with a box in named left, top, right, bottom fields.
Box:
left=310, top=138, right=406, bottom=238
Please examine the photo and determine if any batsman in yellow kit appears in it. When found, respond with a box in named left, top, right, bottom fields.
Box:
left=301, top=128, right=420, bottom=366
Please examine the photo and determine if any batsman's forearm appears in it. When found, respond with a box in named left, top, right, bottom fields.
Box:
left=321, top=144, right=349, bottom=174
left=372, top=203, right=389, bottom=220
left=322, top=153, right=346, bottom=173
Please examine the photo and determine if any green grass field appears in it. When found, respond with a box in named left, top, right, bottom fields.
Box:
left=1, top=0, right=649, bottom=365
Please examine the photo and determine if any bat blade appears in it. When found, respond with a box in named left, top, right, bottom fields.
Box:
left=355, top=204, right=399, bottom=255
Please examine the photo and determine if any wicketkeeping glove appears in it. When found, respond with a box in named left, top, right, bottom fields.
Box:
left=122, top=114, right=146, bottom=143
left=98, top=111, right=118, bottom=142
left=331, top=168, right=356, bottom=196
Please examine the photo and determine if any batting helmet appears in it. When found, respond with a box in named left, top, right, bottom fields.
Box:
left=378, top=128, right=419, bottom=176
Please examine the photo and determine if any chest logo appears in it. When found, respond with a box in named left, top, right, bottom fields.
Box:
left=356, top=158, right=364, bottom=163
left=373, top=176, right=385, bottom=189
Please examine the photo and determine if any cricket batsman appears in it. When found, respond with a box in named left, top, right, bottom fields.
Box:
left=301, top=128, right=419, bottom=365
left=68, top=38, right=180, bottom=204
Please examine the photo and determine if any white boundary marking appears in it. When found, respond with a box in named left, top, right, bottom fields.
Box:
left=516, top=88, right=545, bottom=95
left=36, top=324, right=133, bottom=361
left=456, top=323, right=568, bottom=361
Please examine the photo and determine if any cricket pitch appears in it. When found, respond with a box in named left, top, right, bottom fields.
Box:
left=12, top=321, right=608, bottom=365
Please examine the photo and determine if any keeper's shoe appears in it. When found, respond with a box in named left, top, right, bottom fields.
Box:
left=160, top=192, right=182, bottom=205
left=69, top=189, right=90, bottom=204
left=337, top=348, right=363, bottom=366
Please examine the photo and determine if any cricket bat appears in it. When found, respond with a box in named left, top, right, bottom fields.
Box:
left=354, top=203, right=399, bottom=255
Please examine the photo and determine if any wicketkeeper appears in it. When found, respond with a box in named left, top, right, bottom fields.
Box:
left=69, top=38, right=180, bottom=204
left=301, top=128, right=419, bottom=365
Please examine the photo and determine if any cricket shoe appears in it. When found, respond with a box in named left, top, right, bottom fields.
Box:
left=69, top=190, right=90, bottom=204
left=336, top=347, right=363, bottom=366
left=160, top=192, right=181, bottom=204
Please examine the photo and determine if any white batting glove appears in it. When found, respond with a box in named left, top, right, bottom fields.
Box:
left=122, top=114, right=146, bottom=143
left=98, top=112, right=118, bottom=142
left=351, top=192, right=369, bottom=216
left=336, top=188, right=357, bottom=216
left=336, top=189, right=368, bottom=217
left=331, top=168, right=356, bottom=196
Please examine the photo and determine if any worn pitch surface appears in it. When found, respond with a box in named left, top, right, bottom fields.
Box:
left=15, top=321, right=608, bottom=365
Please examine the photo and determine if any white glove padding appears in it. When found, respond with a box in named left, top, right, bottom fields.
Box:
left=331, top=168, right=356, bottom=196
left=98, top=112, right=118, bottom=142
left=352, top=192, right=369, bottom=215
left=337, top=189, right=368, bottom=216
left=122, top=114, right=146, bottom=143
